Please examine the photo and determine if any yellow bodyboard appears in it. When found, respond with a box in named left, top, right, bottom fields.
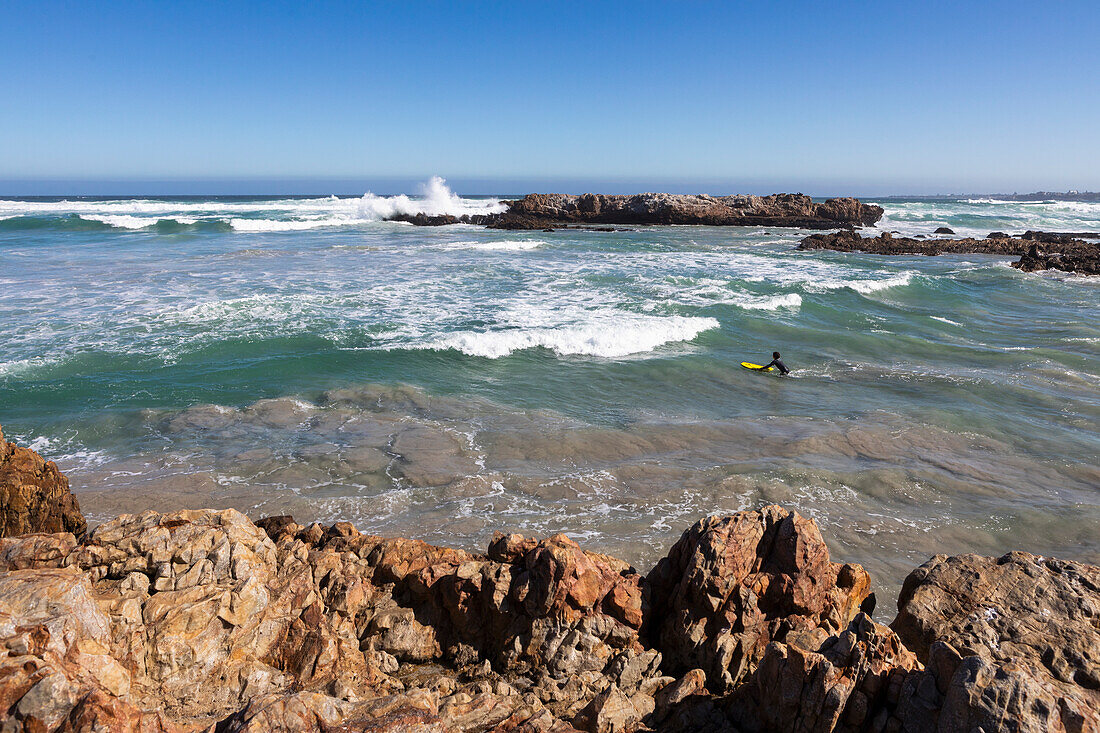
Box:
left=741, top=362, right=774, bottom=371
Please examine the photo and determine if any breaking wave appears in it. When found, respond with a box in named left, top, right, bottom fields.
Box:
left=427, top=314, right=720, bottom=358
left=0, top=177, right=505, bottom=233
left=444, top=240, right=545, bottom=251
left=810, top=273, right=915, bottom=294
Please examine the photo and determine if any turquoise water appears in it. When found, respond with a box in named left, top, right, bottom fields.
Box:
left=1, top=187, right=1097, bottom=603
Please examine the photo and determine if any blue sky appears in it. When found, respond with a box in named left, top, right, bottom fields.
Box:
left=2, top=1, right=1098, bottom=195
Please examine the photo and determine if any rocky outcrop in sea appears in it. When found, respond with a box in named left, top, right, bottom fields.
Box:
left=799, top=229, right=1100, bottom=275
left=386, top=193, right=884, bottom=230
left=0, top=431, right=1096, bottom=732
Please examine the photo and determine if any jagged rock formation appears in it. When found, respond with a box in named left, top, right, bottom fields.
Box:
left=0, top=427, right=86, bottom=539
left=644, top=508, right=871, bottom=692
left=799, top=229, right=1100, bottom=275
left=385, top=193, right=884, bottom=230
left=0, top=436, right=1096, bottom=731
left=1013, top=241, right=1100, bottom=275
left=731, top=614, right=921, bottom=732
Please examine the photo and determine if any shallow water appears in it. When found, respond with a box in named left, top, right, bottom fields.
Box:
left=2, top=187, right=1098, bottom=606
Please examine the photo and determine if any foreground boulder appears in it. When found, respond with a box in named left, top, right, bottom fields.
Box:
left=891, top=552, right=1100, bottom=732
left=0, top=426, right=86, bottom=539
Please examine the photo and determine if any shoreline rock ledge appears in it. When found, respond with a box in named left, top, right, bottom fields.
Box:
left=388, top=193, right=885, bottom=230
left=0, top=434, right=1097, bottom=732
left=799, top=229, right=1100, bottom=275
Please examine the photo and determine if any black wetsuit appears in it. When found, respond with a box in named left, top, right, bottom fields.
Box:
left=763, top=358, right=790, bottom=375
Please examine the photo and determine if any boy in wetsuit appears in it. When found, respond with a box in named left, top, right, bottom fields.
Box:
left=759, top=351, right=790, bottom=375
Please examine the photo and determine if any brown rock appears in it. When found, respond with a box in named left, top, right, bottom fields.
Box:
left=65, top=688, right=190, bottom=733
left=386, top=213, right=464, bottom=227
left=1013, top=241, right=1100, bottom=275
left=645, top=506, right=871, bottom=692
left=253, top=514, right=299, bottom=542
left=652, top=668, right=707, bottom=720
left=488, top=532, right=539, bottom=563
left=572, top=685, right=653, bottom=733
left=490, top=193, right=882, bottom=230
left=215, top=690, right=447, bottom=732
left=0, top=566, right=168, bottom=732
left=732, top=613, right=920, bottom=732
left=0, top=532, right=78, bottom=570
left=0, top=426, right=86, bottom=539
left=891, top=552, right=1100, bottom=732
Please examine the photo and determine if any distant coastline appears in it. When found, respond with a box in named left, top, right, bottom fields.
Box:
left=880, top=190, right=1100, bottom=202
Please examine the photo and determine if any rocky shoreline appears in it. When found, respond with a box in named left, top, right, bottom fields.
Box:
left=799, top=229, right=1100, bottom=275
left=386, top=193, right=885, bottom=231
left=1, top=428, right=1097, bottom=731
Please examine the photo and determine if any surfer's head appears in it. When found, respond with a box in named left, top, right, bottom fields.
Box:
left=773, top=352, right=781, bottom=359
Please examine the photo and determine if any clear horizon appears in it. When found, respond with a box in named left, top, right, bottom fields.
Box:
left=3, top=1, right=1098, bottom=194
left=0, top=175, right=1095, bottom=199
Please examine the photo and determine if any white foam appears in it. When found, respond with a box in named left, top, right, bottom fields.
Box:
left=0, top=357, right=60, bottom=377
left=734, top=293, right=803, bottom=310
left=229, top=218, right=346, bottom=232
left=931, top=316, right=962, bottom=326
left=7, top=434, right=111, bottom=471
left=83, top=214, right=158, bottom=229
left=446, top=240, right=544, bottom=251
left=429, top=314, right=720, bottom=358
left=82, top=214, right=198, bottom=229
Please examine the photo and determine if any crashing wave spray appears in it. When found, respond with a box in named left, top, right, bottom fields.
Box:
left=356, top=176, right=506, bottom=221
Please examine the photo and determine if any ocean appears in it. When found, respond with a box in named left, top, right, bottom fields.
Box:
left=2, top=179, right=1097, bottom=604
